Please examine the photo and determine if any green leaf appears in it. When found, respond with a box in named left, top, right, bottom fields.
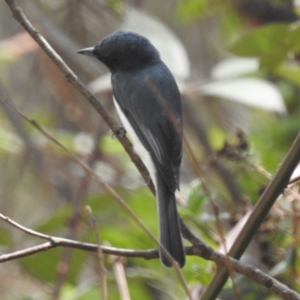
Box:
left=230, top=24, right=290, bottom=68
left=274, top=63, right=300, bottom=87
left=186, top=179, right=207, bottom=213
left=21, top=247, right=87, bottom=284
left=177, top=0, right=208, bottom=21
left=35, top=205, right=73, bottom=234
left=177, top=0, right=228, bottom=22
left=230, top=24, right=289, bottom=56
left=60, top=282, right=118, bottom=300
left=184, top=256, right=213, bottom=285
left=105, top=0, right=123, bottom=13
left=286, top=22, right=300, bottom=53
left=86, top=188, right=157, bottom=251
left=0, top=227, right=12, bottom=246
left=208, top=126, right=227, bottom=149
left=128, top=278, right=155, bottom=300
left=100, top=135, right=125, bottom=155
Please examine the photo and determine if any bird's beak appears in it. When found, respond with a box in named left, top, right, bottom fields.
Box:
left=77, top=47, right=95, bottom=57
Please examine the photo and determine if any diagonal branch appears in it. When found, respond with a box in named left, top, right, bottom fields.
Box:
left=3, top=2, right=194, bottom=298
left=0, top=91, right=192, bottom=299
left=4, top=1, right=300, bottom=300
left=200, top=131, right=300, bottom=300
left=4, top=0, right=154, bottom=195
left=146, top=77, right=240, bottom=297
left=180, top=220, right=300, bottom=300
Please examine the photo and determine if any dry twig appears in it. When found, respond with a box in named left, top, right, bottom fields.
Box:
left=1, top=212, right=300, bottom=299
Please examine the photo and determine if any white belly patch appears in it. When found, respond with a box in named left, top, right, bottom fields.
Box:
left=113, top=97, right=157, bottom=187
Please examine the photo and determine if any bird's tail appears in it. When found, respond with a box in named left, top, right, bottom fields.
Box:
left=156, top=173, right=185, bottom=268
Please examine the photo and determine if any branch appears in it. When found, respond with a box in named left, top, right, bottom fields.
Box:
left=180, top=220, right=300, bottom=300
left=112, top=257, right=131, bottom=300
left=0, top=210, right=159, bottom=262
left=1, top=212, right=300, bottom=300
left=4, top=1, right=300, bottom=300
left=147, top=77, right=239, bottom=296
left=4, top=0, right=154, bottom=195
left=0, top=90, right=192, bottom=299
left=3, top=2, right=191, bottom=298
left=200, top=132, right=300, bottom=300
left=88, top=208, right=108, bottom=300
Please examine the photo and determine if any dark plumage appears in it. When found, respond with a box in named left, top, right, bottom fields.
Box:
left=78, top=31, right=185, bottom=268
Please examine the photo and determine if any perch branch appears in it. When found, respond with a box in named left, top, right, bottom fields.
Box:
left=4, top=0, right=154, bottom=194
left=1, top=212, right=300, bottom=299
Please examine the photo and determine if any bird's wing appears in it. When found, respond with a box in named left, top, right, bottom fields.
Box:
left=112, top=65, right=182, bottom=192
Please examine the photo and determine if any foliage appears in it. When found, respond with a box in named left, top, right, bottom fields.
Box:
left=0, top=0, right=299, bottom=299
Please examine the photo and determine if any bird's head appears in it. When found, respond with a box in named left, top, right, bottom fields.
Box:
left=78, top=31, right=160, bottom=73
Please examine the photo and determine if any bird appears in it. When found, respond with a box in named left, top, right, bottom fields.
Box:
left=78, top=31, right=185, bottom=268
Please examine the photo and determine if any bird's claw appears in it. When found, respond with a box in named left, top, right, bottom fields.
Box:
left=144, top=177, right=152, bottom=186
left=111, top=126, right=126, bottom=139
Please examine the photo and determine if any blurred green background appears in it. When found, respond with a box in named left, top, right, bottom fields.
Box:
left=0, top=0, right=299, bottom=299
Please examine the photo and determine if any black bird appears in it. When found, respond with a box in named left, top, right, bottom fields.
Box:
left=78, top=31, right=185, bottom=268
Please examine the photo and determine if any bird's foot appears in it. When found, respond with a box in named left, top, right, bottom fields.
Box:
left=144, top=177, right=152, bottom=186
left=111, top=126, right=126, bottom=139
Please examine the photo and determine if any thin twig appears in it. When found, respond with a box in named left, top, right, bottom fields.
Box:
left=200, top=132, right=300, bottom=300
left=0, top=88, right=191, bottom=299
left=4, top=0, right=154, bottom=195
left=180, top=220, right=300, bottom=300
left=0, top=213, right=51, bottom=239
left=4, top=2, right=300, bottom=299
left=2, top=2, right=192, bottom=296
left=3, top=1, right=192, bottom=296
left=1, top=212, right=300, bottom=299
left=146, top=78, right=239, bottom=298
left=112, top=257, right=131, bottom=300
left=53, top=139, right=99, bottom=299
left=87, top=206, right=107, bottom=300
left=245, top=158, right=300, bottom=201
